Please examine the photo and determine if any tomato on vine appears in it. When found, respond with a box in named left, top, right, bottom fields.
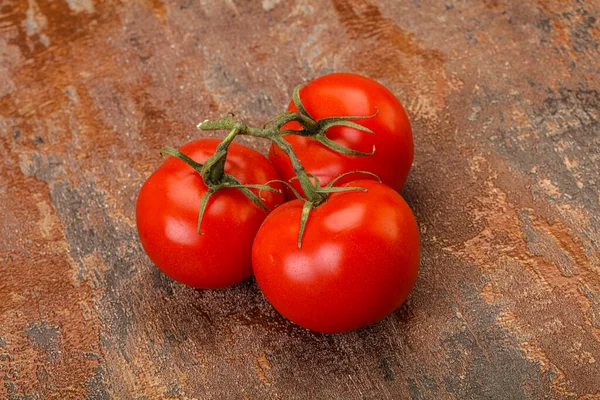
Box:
left=269, top=72, right=414, bottom=196
left=252, top=179, right=420, bottom=333
left=136, top=138, right=284, bottom=289
left=137, top=72, right=420, bottom=334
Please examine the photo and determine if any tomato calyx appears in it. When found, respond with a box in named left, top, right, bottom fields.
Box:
left=159, top=146, right=280, bottom=234
left=262, top=170, right=381, bottom=248
left=287, top=84, right=378, bottom=157
left=291, top=170, right=381, bottom=248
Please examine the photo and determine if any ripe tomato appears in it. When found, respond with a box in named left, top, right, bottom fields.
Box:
left=269, top=73, right=413, bottom=197
left=252, top=180, right=420, bottom=333
left=136, top=139, right=284, bottom=289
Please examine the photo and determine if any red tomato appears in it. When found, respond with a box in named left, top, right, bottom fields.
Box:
left=136, top=139, right=284, bottom=289
left=269, top=73, right=413, bottom=197
left=252, top=180, right=420, bottom=333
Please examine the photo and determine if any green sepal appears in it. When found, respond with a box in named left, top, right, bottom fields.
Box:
left=220, top=175, right=272, bottom=212
left=316, top=134, right=376, bottom=156
left=326, top=170, right=382, bottom=188
left=317, top=186, right=367, bottom=194
left=262, top=179, right=304, bottom=201
left=292, top=84, right=312, bottom=120
left=317, top=111, right=377, bottom=134
left=236, top=186, right=271, bottom=212
left=197, top=189, right=214, bottom=235
left=160, top=147, right=204, bottom=172
left=225, top=183, right=281, bottom=193
left=298, top=201, right=313, bottom=248
left=318, top=119, right=374, bottom=134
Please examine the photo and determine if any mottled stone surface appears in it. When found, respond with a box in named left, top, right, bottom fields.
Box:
left=1, top=0, right=599, bottom=398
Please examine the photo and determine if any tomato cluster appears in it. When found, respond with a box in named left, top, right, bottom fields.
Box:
left=136, top=73, right=419, bottom=333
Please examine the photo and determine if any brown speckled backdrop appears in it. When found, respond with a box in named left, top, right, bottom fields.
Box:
left=1, top=0, right=599, bottom=398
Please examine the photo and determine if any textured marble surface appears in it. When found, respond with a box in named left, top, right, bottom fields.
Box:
left=1, top=0, right=599, bottom=398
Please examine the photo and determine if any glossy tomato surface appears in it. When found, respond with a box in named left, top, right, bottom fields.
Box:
left=137, top=139, right=284, bottom=289
left=252, top=180, right=420, bottom=333
left=269, top=73, right=413, bottom=196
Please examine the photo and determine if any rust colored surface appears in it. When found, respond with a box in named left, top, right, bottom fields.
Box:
left=1, top=0, right=599, bottom=398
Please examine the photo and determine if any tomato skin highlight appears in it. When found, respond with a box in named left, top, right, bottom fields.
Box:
left=269, top=73, right=413, bottom=197
left=252, top=180, right=420, bottom=333
left=136, top=139, right=284, bottom=289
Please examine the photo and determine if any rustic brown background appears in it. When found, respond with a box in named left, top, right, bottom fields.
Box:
left=1, top=0, right=599, bottom=398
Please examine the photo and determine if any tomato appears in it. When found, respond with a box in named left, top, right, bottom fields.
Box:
left=136, top=139, right=284, bottom=289
left=269, top=73, right=413, bottom=197
left=252, top=180, right=420, bottom=333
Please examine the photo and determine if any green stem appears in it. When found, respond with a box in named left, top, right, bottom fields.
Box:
left=270, top=137, right=325, bottom=204
left=199, top=114, right=327, bottom=205
left=193, top=85, right=381, bottom=247
left=199, top=112, right=311, bottom=138
left=201, top=126, right=240, bottom=185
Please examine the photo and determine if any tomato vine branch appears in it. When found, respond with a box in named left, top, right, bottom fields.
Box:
left=163, top=84, right=380, bottom=246
left=159, top=146, right=280, bottom=234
